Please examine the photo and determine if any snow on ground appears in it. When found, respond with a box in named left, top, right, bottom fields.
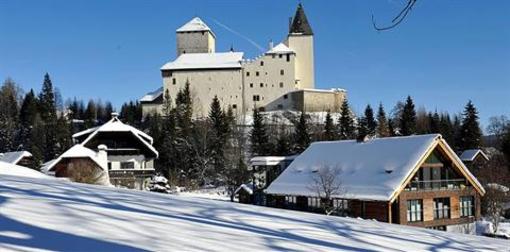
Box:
left=1, top=174, right=508, bottom=251
left=179, top=186, right=231, bottom=201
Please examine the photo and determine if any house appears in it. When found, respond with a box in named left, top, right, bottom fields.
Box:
left=249, top=155, right=297, bottom=205
left=0, top=151, right=33, bottom=167
left=42, top=144, right=109, bottom=185
left=459, top=149, right=489, bottom=171
left=69, top=113, right=158, bottom=189
left=141, top=3, right=346, bottom=118
left=234, top=184, right=254, bottom=204
left=265, top=134, right=485, bottom=231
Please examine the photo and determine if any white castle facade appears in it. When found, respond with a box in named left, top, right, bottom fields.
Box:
left=141, top=4, right=346, bottom=117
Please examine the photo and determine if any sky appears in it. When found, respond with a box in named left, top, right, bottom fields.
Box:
left=1, top=0, right=509, bottom=128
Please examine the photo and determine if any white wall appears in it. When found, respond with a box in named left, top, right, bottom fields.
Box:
left=286, top=35, right=314, bottom=89
left=176, top=31, right=215, bottom=56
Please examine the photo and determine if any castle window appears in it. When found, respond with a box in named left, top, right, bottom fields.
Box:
left=260, top=61, right=264, bottom=66
left=272, top=55, right=275, bottom=59
left=279, top=54, right=283, bottom=59
left=256, top=71, right=260, bottom=76
left=201, top=31, right=205, bottom=35
left=280, top=69, right=285, bottom=75
left=246, top=72, right=250, bottom=77
left=259, top=107, right=265, bottom=112
left=283, top=94, right=288, bottom=99
left=253, top=95, right=260, bottom=101
left=172, top=78, right=176, bottom=85
left=250, top=83, right=253, bottom=88
left=232, top=104, right=237, bottom=109
left=277, top=104, right=283, bottom=109
left=279, top=82, right=284, bottom=88
left=286, top=54, right=290, bottom=62
left=260, top=83, right=263, bottom=88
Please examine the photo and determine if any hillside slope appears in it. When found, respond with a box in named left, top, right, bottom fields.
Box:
left=0, top=170, right=508, bottom=251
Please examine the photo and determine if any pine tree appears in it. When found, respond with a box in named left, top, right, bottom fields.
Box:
left=18, top=89, right=39, bottom=149
left=399, top=96, right=416, bottom=136
left=502, top=127, right=510, bottom=163
left=84, top=99, right=97, bottom=128
left=459, top=100, right=482, bottom=150
left=158, top=90, right=177, bottom=181
left=429, top=111, right=440, bottom=133
left=293, top=111, right=311, bottom=153
left=38, top=73, right=58, bottom=160
left=208, top=96, right=228, bottom=175
left=388, top=118, right=396, bottom=136
left=250, top=108, right=269, bottom=156
left=338, top=99, right=356, bottom=140
left=55, top=116, right=72, bottom=156
left=376, top=103, right=390, bottom=137
left=357, top=115, right=368, bottom=140
left=439, top=113, right=454, bottom=145
left=174, top=82, right=195, bottom=184
left=323, top=111, right=336, bottom=141
left=364, top=104, right=376, bottom=137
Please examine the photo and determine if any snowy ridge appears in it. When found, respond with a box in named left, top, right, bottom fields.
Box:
left=0, top=174, right=506, bottom=251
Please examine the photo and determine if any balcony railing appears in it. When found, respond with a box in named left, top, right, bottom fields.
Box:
left=405, top=179, right=468, bottom=191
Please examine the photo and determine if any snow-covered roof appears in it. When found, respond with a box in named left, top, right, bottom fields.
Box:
left=266, top=134, right=484, bottom=201
left=250, top=155, right=297, bottom=166
left=0, top=161, right=49, bottom=179
left=176, top=17, right=214, bottom=37
left=72, top=116, right=158, bottom=158
left=140, top=87, right=163, bottom=103
left=460, top=149, right=489, bottom=162
left=235, top=183, right=254, bottom=195
left=266, top=43, right=294, bottom=54
left=161, top=52, right=243, bottom=71
left=44, top=144, right=108, bottom=173
left=0, top=151, right=32, bottom=164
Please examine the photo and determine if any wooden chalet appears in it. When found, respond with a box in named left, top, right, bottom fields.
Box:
left=265, top=134, right=485, bottom=231
left=459, top=149, right=489, bottom=171
left=0, top=151, right=33, bottom=167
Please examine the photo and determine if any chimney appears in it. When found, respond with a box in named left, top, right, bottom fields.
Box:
left=269, top=40, right=274, bottom=50
left=111, top=112, right=119, bottom=119
left=97, top=144, right=110, bottom=185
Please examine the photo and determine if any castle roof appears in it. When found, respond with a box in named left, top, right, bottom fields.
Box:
left=266, top=43, right=295, bottom=54
left=289, top=3, right=313, bottom=35
left=161, top=52, right=243, bottom=71
left=140, top=87, right=163, bottom=103
left=177, top=17, right=215, bottom=37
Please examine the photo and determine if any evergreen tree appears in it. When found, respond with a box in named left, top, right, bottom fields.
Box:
left=388, top=118, right=396, bottom=136
left=18, top=89, right=39, bottom=149
left=452, top=114, right=463, bottom=150
left=323, top=111, right=336, bottom=141
left=208, top=96, right=228, bottom=175
left=502, top=126, right=510, bottom=163
left=250, top=108, right=269, bottom=156
left=357, top=115, right=368, bottom=140
left=338, top=99, right=356, bottom=140
left=376, top=103, right=390, bottom=137
left=55, top=116, right=72, bottom=156
left=399, top=96, right=416, bottom=136
left=439, top=113, right=454, bottom=144
left=174, top=82, right=195, bottom=184
left=293, top=111, right=311, bottom=153
left=364, top=104, right=376, bottom=137
left=84, top=99, right=97, bottom=128
left=428, top=111, right=440, bottom=133
left=38, top=73, right=58, bottom=160
left=158, top=90, right=178, bottom=181
left=459, top=100, right=482, bottom=150
left=0, top=78, right=20, bottom=152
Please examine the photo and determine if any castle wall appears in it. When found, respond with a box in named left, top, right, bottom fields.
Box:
left=286, top=35, right=314, bottom=89
left=242, top=53, right=296, bottom=112
left=176, top=31, right=215, bottom=56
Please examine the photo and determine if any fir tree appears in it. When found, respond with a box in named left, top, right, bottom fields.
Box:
left=376, top=103, right=390, bottom=137
left=55, top=116, right=72, bottom=156
left=459, top=100, right=482, bottom=150
left=18, top=89, right=39, bottom=149
left=293, top=111, right=311, bottom=153
left=364, top=104, right=376, bottom=137
left=323, top=111, right=336, bottom=141
left=439, top=113, right=454, bottom=145
left=38, top=73, right=58, bottom=160
left=0, top=79, right=19, bottom=152
left=502, top=126, right=510, bottom=163
left=338, top=99, right=356, bottom=140
left=388, top=118, right=396, bottom=136
left=84, top=99, right=97, bottom=128
left=357, top=115, right=368, bottom=140
left=174, top=82, right=195, bottom=184
left=429, top=111, right=440, bottom=133
left=250, top=108, right=269, bottom=156
left=208, top=96, right=228, bottom=175
left=399, top=96, right=416, bottom=136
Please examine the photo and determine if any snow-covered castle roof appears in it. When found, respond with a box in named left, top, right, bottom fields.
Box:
left=266, top=43, right=294, bottom=54
left=161, top=52, right=243, bottom=71
left=176, top=17, right=215, bottom=37
left=266, top=134, right=485, bottom=202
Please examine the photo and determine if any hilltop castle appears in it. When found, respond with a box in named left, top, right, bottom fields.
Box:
left=141, top=4, right=346, bottom=117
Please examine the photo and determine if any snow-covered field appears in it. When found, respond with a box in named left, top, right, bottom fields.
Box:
left=0, top=168, right=508, bottom=251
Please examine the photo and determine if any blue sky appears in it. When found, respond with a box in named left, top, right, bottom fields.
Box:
left=1, top=0, right=509, bottom=128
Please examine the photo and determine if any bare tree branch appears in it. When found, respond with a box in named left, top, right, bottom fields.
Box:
left=372, top=0, right=418, bottom=31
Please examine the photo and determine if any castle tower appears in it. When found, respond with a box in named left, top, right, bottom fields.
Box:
left=285, top=3, right=314, bottom=89
left=176, top=17, right=216, bottom=56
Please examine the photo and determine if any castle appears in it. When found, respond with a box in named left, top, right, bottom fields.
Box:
left=141, top=4, right=346, bottom=118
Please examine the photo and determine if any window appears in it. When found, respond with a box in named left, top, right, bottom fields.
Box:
left=407, top=200, right=423, bottom=222
left=285, top=196, right=296, bottom=209
left=277, top=104, right=283, bottom=109
left=172, top=78, right=176, bottom=85
left=308, top=197, right=321, bottom=209
left=286, top=54, right=290, bottom=62
left=283, top=94, right=288, bottom=99
left=250, top=83, right=253, bottom=88
left=333, top=199, right=348, bottom=210
left=260, top=83, right=264, bottom=88
left=120, top=162, right=135, bottom=169
left=246, top=72, right=250, bottom=77
left=279, top=54, right=283, bottom=59
left=253, top=95, right=260, bottom=101
left=460, top=196, right=474, bottom=217
left=434, top=198, right=450, bottom=219
left=280, top=69, right=285, bottom=75
left=260, top=61, right=264, bottom=66
left=232, top=104, right=237, bottom=109
left=272, top=54, right=275, bottom=59
left=256, top=71, right=260, bottom=76
left=107, top=162, right=112, bottom=170
left=279, top=82, right=284, bottom=88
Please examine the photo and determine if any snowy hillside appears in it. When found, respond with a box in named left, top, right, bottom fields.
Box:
left=0, top=171, right=508, bottom=251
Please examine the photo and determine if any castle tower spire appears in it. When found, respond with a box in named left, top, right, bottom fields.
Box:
left=289, top=3, right=313, bottom=35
